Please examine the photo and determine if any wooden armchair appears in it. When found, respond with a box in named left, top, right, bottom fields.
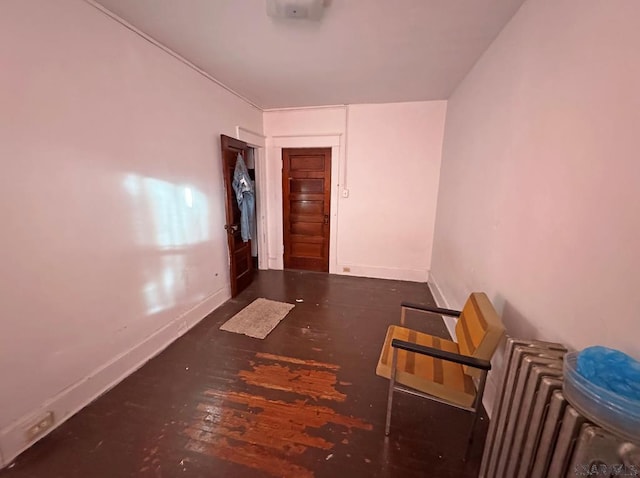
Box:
left=376, top=292, right=505, bottom=450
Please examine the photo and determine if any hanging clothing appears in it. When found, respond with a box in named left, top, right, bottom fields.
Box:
left=232, top=153, right=255, bottom=243
left=249, top=178, right=258, bottom=257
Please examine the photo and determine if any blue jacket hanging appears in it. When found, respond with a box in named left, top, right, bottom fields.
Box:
left=232, top=153, right=255, bottom=243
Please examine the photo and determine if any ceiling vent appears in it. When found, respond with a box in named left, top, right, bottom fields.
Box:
left=266, top=0, right=326, bottom=21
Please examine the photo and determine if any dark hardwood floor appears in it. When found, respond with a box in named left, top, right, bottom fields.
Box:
left=0, top=271, right=488, bottom=477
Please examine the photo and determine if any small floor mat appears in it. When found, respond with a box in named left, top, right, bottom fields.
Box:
left=219, top=298, right=295, bottom=339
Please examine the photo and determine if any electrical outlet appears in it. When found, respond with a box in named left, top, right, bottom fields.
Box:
left=25, top=411, right=54, bottom=441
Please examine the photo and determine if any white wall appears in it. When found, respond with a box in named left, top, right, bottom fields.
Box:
left=264, top=102, right=447, bottom=282
left=341, top=103, right=446, bottom=281
left=430, top=0, right=640, bottom=411
left=0, top=0, right=262, bottom=466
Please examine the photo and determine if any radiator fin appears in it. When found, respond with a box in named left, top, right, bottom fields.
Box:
left=479, top=337, right=639, bottom=478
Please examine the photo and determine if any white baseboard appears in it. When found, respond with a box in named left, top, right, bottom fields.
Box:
left=268, top=256, right=281, bottom=270
left=427, top=272, right=458, bottom=341
left=337, top=264, right=428, bottom=283
left=0, top=287, right=230, bottom=469
left=266, top=259, right=428, bottom=283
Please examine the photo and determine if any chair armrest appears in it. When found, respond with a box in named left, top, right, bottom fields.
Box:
left=391, top=338, right=491, bottom=371
left=400, top=301, right=461, bottom=318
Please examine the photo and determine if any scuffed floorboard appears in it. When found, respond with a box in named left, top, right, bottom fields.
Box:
left=0, top=271, right=487, bottom=478
left=181, top=353, right=372, bottom=478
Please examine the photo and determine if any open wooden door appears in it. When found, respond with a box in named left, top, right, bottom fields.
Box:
left=221, top=134, right=254, bottom=297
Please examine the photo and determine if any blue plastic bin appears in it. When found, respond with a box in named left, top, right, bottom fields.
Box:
left=563, top=351, right=640, bottom=444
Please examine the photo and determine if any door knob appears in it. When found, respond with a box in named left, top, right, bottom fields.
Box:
left=224, top=224, right=239, bottom=233
left=323, top=214, right=329, bottom=224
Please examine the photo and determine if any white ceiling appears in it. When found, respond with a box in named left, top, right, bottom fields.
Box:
left=93, top=0, right=525, bottom=109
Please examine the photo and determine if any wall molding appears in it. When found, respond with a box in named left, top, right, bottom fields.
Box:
left=0, top=288, right=230, bottom=469
left=263, top=105, right=347, bottom=112
left=272, top=134, right=342, bottom=148
left=339, top=263, right=429, bottom=283
left=427, top=271, right=458, bottom=340
left=83, top=0, right=262, bottom=111
left=236, top=126, right=266, bottom=148
left=267, top=256, right=280, bottom=270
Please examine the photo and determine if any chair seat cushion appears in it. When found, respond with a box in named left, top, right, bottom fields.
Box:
left=376, top=325, right=476, bottom=408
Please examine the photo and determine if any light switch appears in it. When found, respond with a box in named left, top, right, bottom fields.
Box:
left=342, top=189, right=349, bottom=198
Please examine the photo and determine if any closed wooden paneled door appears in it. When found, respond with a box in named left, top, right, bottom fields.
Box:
left=282, top=148, right=331, bottom=272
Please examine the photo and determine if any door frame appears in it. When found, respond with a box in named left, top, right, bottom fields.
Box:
left=270, top=134, right=341, bottom=274
left=235, top=126, right=268, bottom=271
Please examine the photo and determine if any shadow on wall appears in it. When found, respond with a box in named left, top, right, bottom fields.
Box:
left=494, top=295, right=540, bottom=342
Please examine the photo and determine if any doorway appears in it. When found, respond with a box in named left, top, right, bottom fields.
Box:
left=282, top=148, right=331, bottom=272
left=220, top=134, right=256, bottom=297
left=245, top=147, right=259, bottom=270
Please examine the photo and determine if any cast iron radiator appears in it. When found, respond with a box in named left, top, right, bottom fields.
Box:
left=479, top=338, right=640, bottom=478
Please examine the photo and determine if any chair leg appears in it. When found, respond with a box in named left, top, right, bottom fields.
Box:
left=385, top=347, right=399, bottom=436
left=464, top=410, right=478, bottom=461
left=464, top=370, right=488, bottom=461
